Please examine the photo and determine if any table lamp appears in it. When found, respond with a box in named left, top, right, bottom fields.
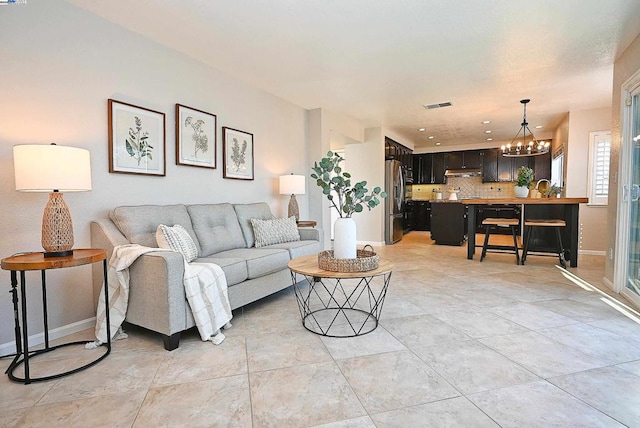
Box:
left=279, top=173, right=305, bottom=221
left=13, top=143, right=92, bottom=257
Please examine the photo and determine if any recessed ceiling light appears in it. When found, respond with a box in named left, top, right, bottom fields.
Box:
left=418, top=128, right=426, bottom=132
left=428, top=136, right=435, bottom=139
left=484, top=130, right=492, bottom=134
left=535, top=125, right=543, bottom=129
left=486, top=138, right=493, bottom=141
left=481, top=120, right=491, bottom=124
left=435, top=142, right=441, bottom=146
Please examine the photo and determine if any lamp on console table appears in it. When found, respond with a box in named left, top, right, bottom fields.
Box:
left=13, top=143, right=92, bottom=257
left=279, top=173, right=305, bottom=221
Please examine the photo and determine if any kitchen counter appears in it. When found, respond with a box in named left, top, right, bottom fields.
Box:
left=464, top=197, right=589, bottom=205
left=466, top=197, right=589, bottom=267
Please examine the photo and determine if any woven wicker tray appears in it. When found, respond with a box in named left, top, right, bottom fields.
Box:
left=318, top=245, right=379, bottom=272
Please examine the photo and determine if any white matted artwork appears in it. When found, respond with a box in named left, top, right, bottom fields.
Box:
left=175, top=104, right=217, bottom=169
left=108, top=99, right=166, bottom=176
left=222, top=126, right=254, bottom=180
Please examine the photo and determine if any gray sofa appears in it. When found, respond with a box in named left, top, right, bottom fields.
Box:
left=90, top=202, right=322, bottom=350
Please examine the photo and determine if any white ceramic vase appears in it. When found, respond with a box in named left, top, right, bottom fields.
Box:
left=514, top=185, right=530, bottom=198
left=333, top=217, right=357, bottom=259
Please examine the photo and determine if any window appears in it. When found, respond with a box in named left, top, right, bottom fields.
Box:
left=588, top=131, right=611, bottom=205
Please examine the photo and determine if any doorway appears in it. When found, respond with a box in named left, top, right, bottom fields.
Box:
left=617, top=74, right=640, bottom=309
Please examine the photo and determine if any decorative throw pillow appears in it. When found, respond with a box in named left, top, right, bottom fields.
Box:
left=250, top=217, right=300, bottom=248
left=156, top=224, right=198, bottom=262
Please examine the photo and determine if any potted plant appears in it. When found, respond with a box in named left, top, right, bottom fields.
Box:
left=514, top=166, right=534, bottom=198
left=311, top=151, right=387, bottom=258
left=543, top=184, right=562, bottom=198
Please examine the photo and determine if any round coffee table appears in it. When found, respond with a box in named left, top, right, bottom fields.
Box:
left=288, top=254, right=393, bottom=337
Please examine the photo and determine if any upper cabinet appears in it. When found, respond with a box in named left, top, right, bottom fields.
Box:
left=482, top=147, right=552, bottom=182
left=385, top=137, right=413, bottom=169
left=432, top=153, right=446, bottom=184
left=444, top=150, right=483, bottom=170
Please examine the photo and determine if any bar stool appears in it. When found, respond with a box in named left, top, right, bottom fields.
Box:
left=521, top=219, right=567, bottom=268
left=480, top=218, right=520, bottom=264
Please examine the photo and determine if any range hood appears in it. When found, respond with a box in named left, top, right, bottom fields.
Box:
left=444, top=168, right=482, bottom=177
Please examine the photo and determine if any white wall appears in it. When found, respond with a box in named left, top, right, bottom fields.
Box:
left=0, top=1, right=309, bottom=347
left=565, top=107, right=612, bottom=253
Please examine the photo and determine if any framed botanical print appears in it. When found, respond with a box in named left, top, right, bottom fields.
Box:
left=108, top=99, right=166, bottom=176
left=175, top=104, right=217, bottom=169
left=222, top=126, right=254, bottom=180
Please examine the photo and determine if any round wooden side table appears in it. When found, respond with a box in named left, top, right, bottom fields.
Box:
left=288, top=254, right=393, bottom=337
left=1, top=249, right=111, bottom=384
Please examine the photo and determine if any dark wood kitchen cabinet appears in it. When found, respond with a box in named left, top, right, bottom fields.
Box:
left=413, top=201, right=431, bottom=231
left=444, top=150, right=483, bottom=170
left=533, top=151, right=552, bottom=180
left=432, top=153, right=446, bottom=184
left=482, top=149, right=499, bottom=182
left=430, top=202, right=466, bottom=245
left=413, top=154, right=433, bottom=184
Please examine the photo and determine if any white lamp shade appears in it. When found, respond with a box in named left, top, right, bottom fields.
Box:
left=13, top=144, right=92, bottom=192
left=279, top=174, right=305, bottom=195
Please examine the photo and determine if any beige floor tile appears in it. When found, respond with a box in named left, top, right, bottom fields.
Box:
left=480, top=331, right=608, bottom=378
left=549, top=366, right=640, bottom=428
left=532, top=298, right=627, bottom=323
left=489, top=302, right=580, bottom=330
left=0, top=371, right=55, bottom=411
left=134, top=375, right=251, bottom=427
left=469, top=380, right=623, bottom=427
left=617, top=360, right=640, bottom=377
left=38, top=349, right=164, bottom=405
left=250, top=362, right=366, bottom=427
left=320, top=324, right=406, bottom=359
left=16, top=389, right=146, bottom=428
left=432, top=309, right=529, bottom=338
left=381, top=314, right=472, bottom=348
left=311, top=416, right=376, bottom=427
left=246, top=330, right=332, bottom=372
left=371, top=396, right=499, bottom=427
left=337, top=350, right=459, bottom=414
left=413, top=340, right=539, bottom=394
left=588, top=316, right=640, bottom=341
left=152, top=336, right=247, bottom=386
left=537, top=323, right=640, bottom=365
left=0, top=407, right=29, bottom=428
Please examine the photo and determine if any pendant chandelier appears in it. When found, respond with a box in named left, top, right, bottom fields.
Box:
left=501, top=99, right=550, bottom=157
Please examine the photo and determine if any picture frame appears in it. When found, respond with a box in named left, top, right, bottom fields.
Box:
left=222, top=126, right=254, bottom=180
left=175, top=104, right=217, bottom=169
left=108, top=99, right=166, bottom=176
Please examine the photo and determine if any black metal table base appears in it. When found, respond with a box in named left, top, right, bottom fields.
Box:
left=291, top=271, right=392, bottom=337
left=6, top=259, right=111, bottom=384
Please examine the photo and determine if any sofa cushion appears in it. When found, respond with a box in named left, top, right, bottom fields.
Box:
left=213, top=248, right=290, bottom=279
left=187, top=204, right=246, bottom=256
left=156, top=224, right=198, bottom=262
left=251, top=217, right=300, bottom=248
left=233, top=203, right=274, bottom=248
left=193, top=256, right=248, bottom=286
left=110, top=205, right=199, bottom=249
left=265, top=239, right=322, bottom=259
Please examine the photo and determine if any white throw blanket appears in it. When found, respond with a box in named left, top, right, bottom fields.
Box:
left=89, top=244, right=232, bottom=347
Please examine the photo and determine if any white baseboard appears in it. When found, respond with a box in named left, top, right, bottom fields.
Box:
left=602, top=276, right=615, bottom=291
left=579, top=250, right=606, bottom=256
left=0, top=317, right=96, bottom=356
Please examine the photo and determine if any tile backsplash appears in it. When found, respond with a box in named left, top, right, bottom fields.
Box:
left=411, top=177, right=516, bottom=199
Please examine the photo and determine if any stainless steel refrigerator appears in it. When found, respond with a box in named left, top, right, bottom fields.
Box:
left=385, top=160, right=405, bottom=244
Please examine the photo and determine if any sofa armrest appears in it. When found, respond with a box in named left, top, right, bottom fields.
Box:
left=90, top=220, right=130, bottom=307
left=126, top=251, right=188, bottom=336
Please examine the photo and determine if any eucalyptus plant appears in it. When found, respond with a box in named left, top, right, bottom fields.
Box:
left=311, top=151, right=387, bottom=218
left=515, top=166, right=535, bottom=188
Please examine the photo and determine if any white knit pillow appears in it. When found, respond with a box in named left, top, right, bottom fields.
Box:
left=250, top=217, right=300, bottom=248
left=156, top=224, right=198, bottom=262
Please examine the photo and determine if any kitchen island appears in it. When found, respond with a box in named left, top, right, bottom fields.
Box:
left=465, top=197, right=589, bottom=267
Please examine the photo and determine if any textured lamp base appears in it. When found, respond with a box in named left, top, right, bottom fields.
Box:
left=288, top=194, right=300, bottom=221
left=42, top=192, right=74, bottom=257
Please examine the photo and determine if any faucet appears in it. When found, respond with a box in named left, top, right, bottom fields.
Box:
left=535, top=179, right=550, bottom=190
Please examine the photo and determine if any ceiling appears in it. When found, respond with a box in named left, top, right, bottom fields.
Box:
left=68, top=0, right=640, bottom=151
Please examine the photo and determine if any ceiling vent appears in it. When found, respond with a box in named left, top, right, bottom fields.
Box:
left=424, top=101, right=452, bottom=110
